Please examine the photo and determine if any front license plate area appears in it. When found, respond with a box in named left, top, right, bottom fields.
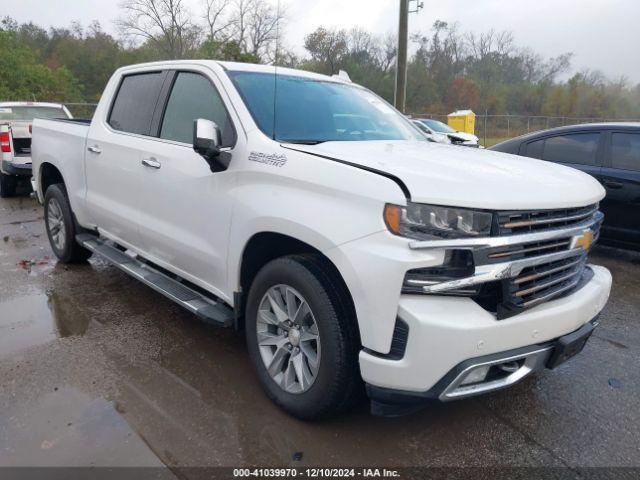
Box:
left=547, top=321, right=597, bottom=369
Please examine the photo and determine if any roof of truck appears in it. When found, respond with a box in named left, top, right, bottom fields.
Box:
left=116, top=60, right=350, bottom=85
left=217, top=61, right=347, bottom=82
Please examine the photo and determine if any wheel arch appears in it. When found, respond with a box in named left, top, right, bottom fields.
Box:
left=235, top=231, right=358, bottom=337
left=39, top=162, right=65, bottom=196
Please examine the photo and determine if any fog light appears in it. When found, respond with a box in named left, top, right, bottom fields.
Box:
left=460, top=365, right=490, bottom=386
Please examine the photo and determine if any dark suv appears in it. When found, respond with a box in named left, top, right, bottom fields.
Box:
left=491, top=123, right=640, bottom=251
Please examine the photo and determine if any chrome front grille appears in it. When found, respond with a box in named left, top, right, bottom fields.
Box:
left=408, top=206, right=604, bottom=319
left=483, top=238, right=573, bottom=263
left=498, top=252, right=589, bottom=319
left=496, top=204, right=599, bottom=235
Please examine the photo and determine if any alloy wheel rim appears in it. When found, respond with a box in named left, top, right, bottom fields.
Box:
left=47, top=198, right=66, bottom=251
left=256, top=285, right=321, bottom=394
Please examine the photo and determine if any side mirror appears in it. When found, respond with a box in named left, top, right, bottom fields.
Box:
left=194, top=118, right=222, bottom=157
left=193, top=119, right=228, bottom=172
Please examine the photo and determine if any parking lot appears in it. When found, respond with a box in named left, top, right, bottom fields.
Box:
left=1, top=192, right=639, bottom=474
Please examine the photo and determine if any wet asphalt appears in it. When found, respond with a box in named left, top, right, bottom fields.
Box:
left=1, top=191, right=639, bottom=474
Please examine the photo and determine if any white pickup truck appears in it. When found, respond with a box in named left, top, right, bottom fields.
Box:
left=0, top=102, right=72, bottom=197
left=31, top=61, right=612, bottom=419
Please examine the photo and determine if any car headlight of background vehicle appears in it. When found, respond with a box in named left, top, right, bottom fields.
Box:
left=384, top=202, right=493, bottom=240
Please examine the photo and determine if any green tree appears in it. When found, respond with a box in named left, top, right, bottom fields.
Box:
left=200, top=38, right=260, bottom=63
left=0, top=29, right=83, bottom=102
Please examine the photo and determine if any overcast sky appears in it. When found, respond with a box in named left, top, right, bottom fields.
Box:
left=5, top=0, right=640, bottom=83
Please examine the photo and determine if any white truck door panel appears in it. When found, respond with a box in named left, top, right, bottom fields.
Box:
left=137, top=142, right=236, bottom=298
left=84, top=71, right=167, bottom=248
left=84, top=126, right=143, bottom=245
left=136, top=70, right=239, bottom=299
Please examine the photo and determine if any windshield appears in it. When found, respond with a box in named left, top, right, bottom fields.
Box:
left=413, top=121, right=432, bottom=135
left=228, top=71, right=424, bottom=143
left=0, top=106, right=68, bottom=122
left=422, top=119, right=456, bottom=134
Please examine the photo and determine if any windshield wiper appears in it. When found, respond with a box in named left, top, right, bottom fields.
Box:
left=281, top=140, right=327, bottom=145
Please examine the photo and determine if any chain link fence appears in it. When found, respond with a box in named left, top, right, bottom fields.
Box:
left=410, top=113, right=640, bottom=148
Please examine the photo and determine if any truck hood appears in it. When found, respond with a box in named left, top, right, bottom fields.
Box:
left=288, top=141, right=605, bottom=210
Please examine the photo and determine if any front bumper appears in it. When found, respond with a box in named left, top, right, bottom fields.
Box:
left=360, top=264, right=611, bottom=400
left=2, top=159, right=32, bottom=177
left=367, top=318, right=598, bottom=416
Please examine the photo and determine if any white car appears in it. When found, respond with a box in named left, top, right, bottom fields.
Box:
left=31, top=61, right=611, bottom=418
left=412, top=120, right=451, bottom=144
left=415, top=118, right=480, bottom=147
left=0, top=102, right=72, bottom=197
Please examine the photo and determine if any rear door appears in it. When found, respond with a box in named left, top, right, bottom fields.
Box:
left=136, top=68, right=240, bottom=297
left=599, top=130, right=640, bottom=247
left=85, top=70, right=169, bottom=247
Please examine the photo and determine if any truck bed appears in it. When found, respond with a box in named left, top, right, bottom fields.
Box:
left=50, top=118, right=92, bottom=125
left=31, top=118, right=91, bottom=202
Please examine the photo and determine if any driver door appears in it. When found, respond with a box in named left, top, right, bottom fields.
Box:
left=136, top=69, right=239, bottom=298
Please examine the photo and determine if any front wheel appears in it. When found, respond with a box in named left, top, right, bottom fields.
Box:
left=44, top=184, right=93, bottom=263
left=245, top=255, right=362, bottom=420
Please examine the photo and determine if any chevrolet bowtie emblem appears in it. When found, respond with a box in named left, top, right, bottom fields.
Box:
left=572, top=230, right=594, bottom=251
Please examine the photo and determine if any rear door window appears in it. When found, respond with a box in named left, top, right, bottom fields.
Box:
left=542, top=133, right=601, bottom=165
left=610, top=133, right=640, bottom=172
left=109, top=72, right=165, bottom=136
left=160, top=72, right=235, bottom=147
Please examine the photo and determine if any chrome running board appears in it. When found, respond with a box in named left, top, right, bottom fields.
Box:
left=77, top=234, right=234, bottom=327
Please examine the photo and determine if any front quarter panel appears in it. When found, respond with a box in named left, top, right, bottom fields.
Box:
left=226, top=134, right=409, bottom=351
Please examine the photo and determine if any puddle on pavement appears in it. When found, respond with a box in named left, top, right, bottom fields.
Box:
left=0, top=386, right=173, bottom=472
left=0, top=293, right=91, bottom=357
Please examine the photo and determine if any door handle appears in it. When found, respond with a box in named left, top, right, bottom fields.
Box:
left=141, top=157, right=161, bottom=169
left=87, top=145, right=102, bottom=154
left=603, top=180, right=623, bottom=190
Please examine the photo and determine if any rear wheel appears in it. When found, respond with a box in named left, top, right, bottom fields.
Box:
left=44, top=184, right=93, bottom=263
left=0, top=172, right=17, bottom=198
left=245, top=255, right=361, bottom=419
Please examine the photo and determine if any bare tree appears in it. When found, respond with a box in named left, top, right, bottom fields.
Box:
left=231, top=0, right=253, bottom=51
left=203, top=0, right=234, bottom=42
left=379, top=33, right=397, bottom=72
left=348, top=28, right=374, bottom=54
left=246, top=0, right=285, bottom=60
left=117, top=0, right=198, bottom=58
left=466, top=29, right=514, bottom=60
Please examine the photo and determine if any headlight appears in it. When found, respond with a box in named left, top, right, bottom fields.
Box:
left=384, top=202, right=493, bottom=240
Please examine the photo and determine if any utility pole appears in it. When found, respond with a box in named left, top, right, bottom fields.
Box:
left=394, top=0, right=423, bottom=113
left=394, top=0, right=409, bottom=113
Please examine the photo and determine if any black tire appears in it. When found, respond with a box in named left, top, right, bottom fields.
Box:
left=44, top=184, right=93, bottom=263
left=0, top=172, right=17, bottom=198
left=245, top=254, right=362, bottom=420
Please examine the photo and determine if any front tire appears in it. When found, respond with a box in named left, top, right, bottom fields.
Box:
left=245, top=255, right=361, bottom=420
left=0, top=172, right=17, bottom=198
left=44, top=184, right=93, bottom=263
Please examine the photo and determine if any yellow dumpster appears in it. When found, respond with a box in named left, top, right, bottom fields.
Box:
left=447, top=110, right=476, bottom=135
